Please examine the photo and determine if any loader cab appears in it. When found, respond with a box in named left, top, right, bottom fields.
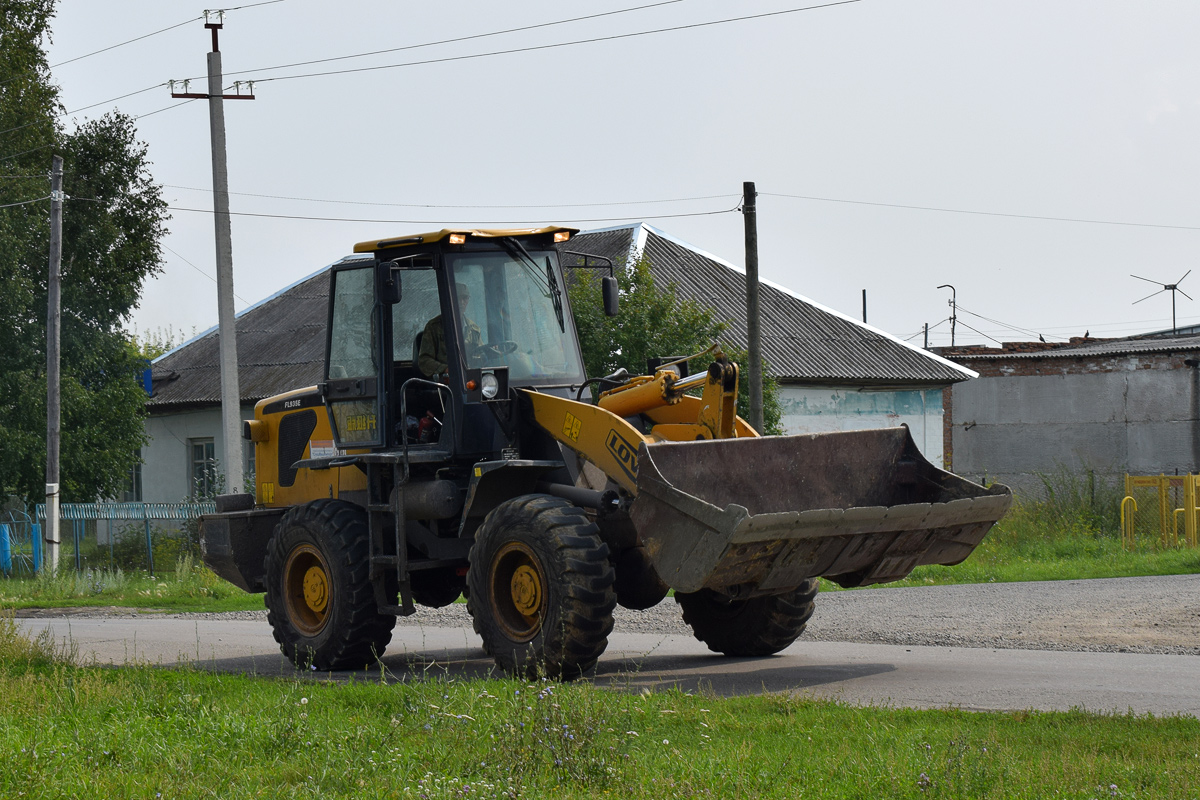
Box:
left=323, top=229, right=587, bottom=458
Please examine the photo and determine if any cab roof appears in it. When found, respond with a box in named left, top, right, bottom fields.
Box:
left=353, top=226, right=578, bottom=254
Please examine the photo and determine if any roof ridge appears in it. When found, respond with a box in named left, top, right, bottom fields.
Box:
left=626, top=226, right=977, bottom=382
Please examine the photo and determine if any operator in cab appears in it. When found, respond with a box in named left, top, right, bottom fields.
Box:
left=418, top=282, right=481, bottom=380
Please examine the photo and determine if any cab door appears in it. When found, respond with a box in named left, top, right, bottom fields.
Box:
left=324, top=262, right=384, bottom=449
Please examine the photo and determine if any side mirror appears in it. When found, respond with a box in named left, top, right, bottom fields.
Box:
left=602, top=275, right=619, bottom=317
left=382, top=268, right=403, bottom=305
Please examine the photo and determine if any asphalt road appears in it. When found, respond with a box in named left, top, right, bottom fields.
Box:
left=17, top=613, right=1200, bottom=717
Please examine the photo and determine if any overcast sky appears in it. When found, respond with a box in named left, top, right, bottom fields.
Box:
left=40, top=0, right=1200, bottom=349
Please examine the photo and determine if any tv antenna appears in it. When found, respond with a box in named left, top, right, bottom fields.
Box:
left=1131, top=271, right=1192, bottom=333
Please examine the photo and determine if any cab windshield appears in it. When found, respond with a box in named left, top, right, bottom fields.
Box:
left=446, top=250, right=584, bottom=383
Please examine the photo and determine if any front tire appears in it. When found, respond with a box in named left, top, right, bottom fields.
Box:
left=264, top=500, right=396, bottom=670
left=676, top=579, right=819, bottom=657
left=466, top=494, right=616, bottom=678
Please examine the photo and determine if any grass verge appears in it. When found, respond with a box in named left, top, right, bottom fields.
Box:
left=0, top=554, right=264, bottom=613
left=1, top=616, right=1196, bottom=799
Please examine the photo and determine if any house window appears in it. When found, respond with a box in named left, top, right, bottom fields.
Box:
left=245, top=438, right=256, bottom=491
left=122, top=449, right=143, bottom=502
left=190, top=438, right=217, bottom=498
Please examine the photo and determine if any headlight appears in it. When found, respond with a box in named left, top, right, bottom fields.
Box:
left=481, top=372, right=500, bottom=399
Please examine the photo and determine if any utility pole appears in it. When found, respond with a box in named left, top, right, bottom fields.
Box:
left=938, top=284, right=957, bottom=347
left=171, top=12, right=255, bottom=495
left=923, top=322, right=929, bottom=350
left=861, top=289, right=867, bottom=324
left=743, top=181, right=763, bottom=434
left=44, top=154, right=63, bottom=573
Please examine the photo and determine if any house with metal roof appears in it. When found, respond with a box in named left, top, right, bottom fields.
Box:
left=938, top=333, right=1200, bottom=495
left=138, top=224, right=974, bottom=502
left=567, top=224, right=974, bottom=463
left=141, top=260, right=353, bottom=502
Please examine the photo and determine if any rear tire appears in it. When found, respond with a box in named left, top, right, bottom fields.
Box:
left=466, top=494, right=616, bottom=679
left=676, top=579, right=818, bottom=657
left=264, top=500, right=396, bottom=670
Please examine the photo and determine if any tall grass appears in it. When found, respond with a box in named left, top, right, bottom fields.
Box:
left=0, top=613, right=71, bottom=668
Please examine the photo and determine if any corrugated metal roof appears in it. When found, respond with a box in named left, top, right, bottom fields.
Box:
left=565, top=224, right=973, bottom=385
left=149, top=225, right=972, bottom=409
left=148, top=269, right=330, bottom=409
left=945, top=334, right=1200, bottom=361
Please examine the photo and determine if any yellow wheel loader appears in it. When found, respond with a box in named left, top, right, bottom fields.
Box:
left=200, top=226, right=1012, bottom=678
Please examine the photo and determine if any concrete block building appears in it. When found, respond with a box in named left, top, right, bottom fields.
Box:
left=940, top=335, right=1200, bottom=495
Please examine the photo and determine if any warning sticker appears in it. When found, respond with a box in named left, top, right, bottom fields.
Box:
left=309, top=440, right=341, bottom=459
left=563, top=412, right=582, bottom=442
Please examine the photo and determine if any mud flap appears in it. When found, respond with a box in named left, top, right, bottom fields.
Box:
left=629, top=427, right=1012, bottom=593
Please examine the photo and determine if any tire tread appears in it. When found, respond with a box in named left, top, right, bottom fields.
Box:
left=676, top=580, right=819, bottom=657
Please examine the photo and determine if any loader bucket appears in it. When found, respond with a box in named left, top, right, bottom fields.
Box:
left=629, top=426, right=1011, bottom=593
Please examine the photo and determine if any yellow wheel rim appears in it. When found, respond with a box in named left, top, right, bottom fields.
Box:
left=302, top=565, right=329, bottom=613
left=510, top=565, right=542, bottom=617
left=490, top=542, right=547, bottom=642
left=283, top=543, right=331, bottom=636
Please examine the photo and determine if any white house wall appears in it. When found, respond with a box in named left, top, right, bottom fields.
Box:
left=142, top=404, right=255, bottom=503
left=778, top=385, right=945, bottom=468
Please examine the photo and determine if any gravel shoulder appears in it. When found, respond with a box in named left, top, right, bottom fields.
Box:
left=14, top=574, right=1200, bottom=656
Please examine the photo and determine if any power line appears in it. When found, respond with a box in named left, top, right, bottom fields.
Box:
left=161, top=183, right=738, bottom=210
left=64, top=84, right=167, bottom=117
left=5, top=1, right=845, bottom=142
left=955, top=304, right=1057, bottom=341
left=0, top=88, right=195, bottom=150
left=952, top=320, right=1004, bottom=346
left=0, top=1, right=287, bottom=124
left=50, top=17, right=201, bottom=70
left=164, top=201, right=740, bottom=225
left=3, top=1, right=683, bottom=138
left=209, top=0, right=687, bottom=83
left=163, top=245, right=251, bottom=305
left=42, top=0, right=289, bottom=73
left=135, top=97, right=202, bottom=121
left=222, top=0, right=292, bottom=10
left=0, top=195, right=49, bottom=208
left=0, top=83, right=166, bottom=137
left=0, top=144, right=54, bottom=164
left=763, top=191, right=1200, bottom=232
left=239, top=1, right=862, bottom=85
left=902, top=317, right=948, bottom=341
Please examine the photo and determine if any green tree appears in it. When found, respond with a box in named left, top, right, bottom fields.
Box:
left=567, top=256, right=783, bottom=435
left=0, top=0, right=168, bottom=505
left=131, top=325, right=189, bottom=360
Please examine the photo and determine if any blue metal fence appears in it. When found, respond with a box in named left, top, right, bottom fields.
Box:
left=0, top=501, right=216, bottom=576
left=0, top=509, right=40, bottom=576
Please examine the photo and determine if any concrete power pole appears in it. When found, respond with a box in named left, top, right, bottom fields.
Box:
left=44, top=154, right=63, bottom=573
left=743, top=181, right=764, bottom=434
left=171, top=12, right=255, bottom=495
